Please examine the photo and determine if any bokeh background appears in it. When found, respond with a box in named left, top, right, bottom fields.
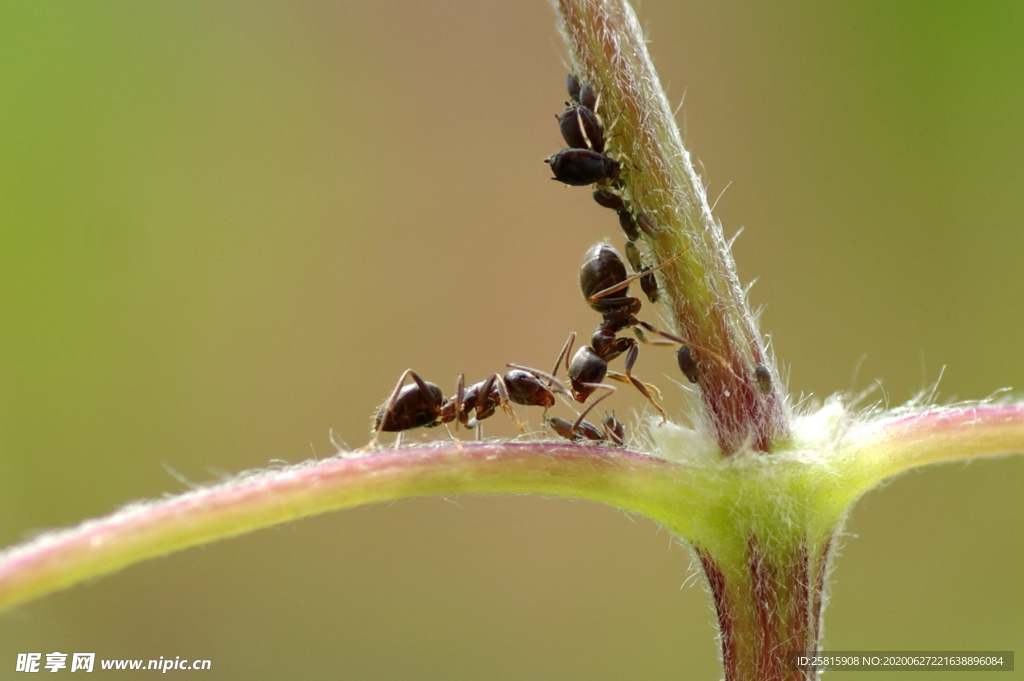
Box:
left=1, top=1, right=1022, bottom=679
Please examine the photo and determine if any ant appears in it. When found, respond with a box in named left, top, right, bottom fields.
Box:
left=548, top=392, right=626, bottom=446
left=556, top=243, right=732, bottom=419
left=370, top=367, right=559, bottom=446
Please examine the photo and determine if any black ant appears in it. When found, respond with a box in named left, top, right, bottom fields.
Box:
left=548, top=392, right=626, bottom=446
left=558, top=243, right=733, bottom=418
left=370, top=368, right=559, bottom=446
left=552, top=244, right=686, bottom=418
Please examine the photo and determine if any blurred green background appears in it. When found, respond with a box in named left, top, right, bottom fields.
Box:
left=1, top=1, right=1022, bottom=679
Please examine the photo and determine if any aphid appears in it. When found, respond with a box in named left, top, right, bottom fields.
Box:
left=566, top=73, right=581, bottom=102
left=558, top=104, right=605, bottom=153
left=635, top=212, right=659, bottom=238
left=545, top=149, right=620, bottom=186
left=639, top=267, right=659, bottom=303
left=549, top=415, right=604, bottom=443
left=579, top=82, right=598, bottom=111
left=677, top=346, right=699, bottom=384
left=548, top=393, right=623, bottom=445
left=593, top=188, right=626, bottom=211
left=602, top=413, right=626, bottom=446
left=754, top=364, right=773, bottom=395
left=617, top=210, right=641, bottom=241
left=624, top=241, right=643, bottom=271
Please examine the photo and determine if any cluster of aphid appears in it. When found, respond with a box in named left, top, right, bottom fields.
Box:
left=544, top=74, right=714, bottom=414
left=369, top=73, right=774, bottom=450
left=546, top=73, right=776, bottom=401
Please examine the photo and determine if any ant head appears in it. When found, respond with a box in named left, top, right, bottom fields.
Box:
left=567, top=346, right=607, bottom=401
left=580, top=242, right=629, bottom=312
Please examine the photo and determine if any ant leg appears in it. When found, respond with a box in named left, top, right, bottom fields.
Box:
left=571, top=390, right=612, bottom=432
left=452, top=373, right=466, bottom=433
left=464, top=374, right=495, bottom=429
left=635, top=321, right=740, bottom=380
left=493, top=373, right=528, bottom=433
left=367, top=368, right=418, bottom=448
left=605, top=371, right=663, bottom=400
left=551, top=332, right=576, bottom=380
left=587, top=249, right=690, bottom=304
left=633, top=327, right=676, bottom=347
left=621, top=343, right=668, bottom=422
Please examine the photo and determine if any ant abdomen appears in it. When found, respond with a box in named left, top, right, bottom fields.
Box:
left=374, top=373, right=449, bottom=433
left=503, top=369, right=556, bottom=408
left=579, top=242, right=630, bottom=312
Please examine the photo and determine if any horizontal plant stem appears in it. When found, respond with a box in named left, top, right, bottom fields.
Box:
left=0, top=442, right=697, bottom=613
left=849, top=403, right=1024, bottom=488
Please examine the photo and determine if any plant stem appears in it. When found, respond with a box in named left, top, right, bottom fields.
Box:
left=0, top=442, right=685, bottom=613
left=555, top=0, right=790, bottom=455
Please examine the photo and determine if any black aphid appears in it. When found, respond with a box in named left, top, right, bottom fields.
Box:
left=754, top=365, right=773, bottom=395
left=545, top=149, right=620, bottom=186
left=677, top=346, right=699, bottom=384
left=558, top=104, right=605, bottom=153
left=593, top=188, right=626, bottom=211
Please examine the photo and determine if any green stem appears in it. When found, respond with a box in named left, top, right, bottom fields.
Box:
left=0, top=442, right=689, bottom=613
left=844, top=402, right=1024, bottom=492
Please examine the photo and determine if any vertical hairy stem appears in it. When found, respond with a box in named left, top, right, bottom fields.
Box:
left=555, top=0, right=790, bottom=455
left=695, top=534, right=833, bottom=681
